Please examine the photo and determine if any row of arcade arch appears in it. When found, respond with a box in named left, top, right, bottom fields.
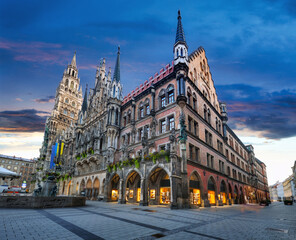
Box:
left=107, top=167, right=245, bottom=206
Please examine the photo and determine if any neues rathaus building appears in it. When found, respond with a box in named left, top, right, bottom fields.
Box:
left=38, top=11, right=269, bottom=208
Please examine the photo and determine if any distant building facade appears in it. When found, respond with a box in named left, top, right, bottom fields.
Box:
left=0, top=154, right=37, bottom=191
left=39, top=11, right=269, bottom=207
left=283, top=175, right=295, bottom=200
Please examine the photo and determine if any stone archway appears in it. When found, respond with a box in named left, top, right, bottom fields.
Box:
left=189, top=171, right=203, bottom=206
left=219, top=180, right=227, bottom=204
left=93, top=178, right=100, bottom=200
left=207, top=176, right=217, bottom=205
left=239, top=186, right=244, bottom=204
left=148, top=167, right=170, bottom=205
left=86, top=179, right=92, bottom=200
left=234, top=185, right=239, bottom=204
left=80, top=179, right=86, bottom=196
left=67, top=180, right=72, bottom=196
left=228, top=183, right=233, bottom=203
left=125, top=171, right=141, bottom=204
left=110, top=174, right=120, bottom=202
left=76, top=182, right=79, bottom=195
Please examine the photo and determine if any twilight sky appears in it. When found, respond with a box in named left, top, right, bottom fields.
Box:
left=0, top=0, right=295, bottom=185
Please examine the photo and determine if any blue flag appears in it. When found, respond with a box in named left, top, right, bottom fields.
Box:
left=50, top=143, right=57, bottom=169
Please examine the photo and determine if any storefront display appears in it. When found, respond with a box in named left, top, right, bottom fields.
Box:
left=129, top=189, right=134, bottom=199
left=137, top=188, right=141, bottom=202
left=111, top=189, right=118, bottom=201
left=208, top=190, right=216, bottom=204
left=150, top=189, right=156, bottom=199
left=160, top=187, right=171, bottom=204
left=190, top=188, right=201, bottom=205
left=220, top=192, right=226, bottom=204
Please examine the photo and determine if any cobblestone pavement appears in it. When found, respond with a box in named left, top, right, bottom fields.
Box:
left=0, top=201, right=295, bottom=240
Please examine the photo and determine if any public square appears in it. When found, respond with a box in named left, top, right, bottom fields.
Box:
left=0, top=201, right=295, bottom=240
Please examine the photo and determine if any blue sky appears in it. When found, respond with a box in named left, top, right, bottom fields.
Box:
left=0, top=0, right=295, bottom=184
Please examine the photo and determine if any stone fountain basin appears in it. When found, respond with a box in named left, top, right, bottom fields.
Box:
left=0, top=196, right=86, bottom=208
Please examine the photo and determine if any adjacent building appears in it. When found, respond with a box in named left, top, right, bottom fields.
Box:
left=39, top=11, right=269, bottom=208
left=0, top=154, right=37, bottom=191
left=283, top=175, right=295, bottom=200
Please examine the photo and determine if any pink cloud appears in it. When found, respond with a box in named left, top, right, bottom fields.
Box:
left=0, top=38, right=70, bottom=65
left=79, top=64, right=97, bottom=70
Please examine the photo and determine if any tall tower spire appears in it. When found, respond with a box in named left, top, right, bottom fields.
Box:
left=175, top=10, right=186, bottom=46
left=81, top=84, right=88, bottom=113
left=113, top=46, right=120, bottom=82
left=71, top=51, right=77, bottom=68
left=173, top=10, right=188, bottom=66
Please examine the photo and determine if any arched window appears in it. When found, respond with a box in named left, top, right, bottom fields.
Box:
left=192, top=93, right=197, bottom=110
left=216, top=117, right=218, bottom=130
left=176, top=49, right=179, bottom=57
left=72, top=101, right=75, bottom=107
left=203, top=105, right=207, bottom=120
left=218, top=120, right=221, bottom=133
left=72, top=70, right=75, bottom=77
left=159, top=89, right=166, bottom=108
left=207, top=109, right=211, bottom=124
left=65, top=79, right=69, bottom=87
left=194, top=68, right=197, bottom=81
left=144, top=98, right=150, bottom=115
left=187, top=87, right=192, bottom=106
left=70, top=112, right=74, bottom=118
left=65, top=98, right=69, bottom=104
left=181, top=48, right=183, bottom=56
left=138, top=102, right=144, bottom=119
left=127, top=110, right=131, bottom=124
left=167, top=85, right=175, bottom=104
left=64, top=109, right=68, bottom=115
left=113, top=85, right=116, bottom=98
left=70, top=81, right=74, bottom=89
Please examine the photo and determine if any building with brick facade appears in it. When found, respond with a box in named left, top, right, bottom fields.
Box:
left=39, top=11, right=269, bottom=208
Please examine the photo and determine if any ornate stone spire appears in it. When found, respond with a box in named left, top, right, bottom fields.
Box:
left=71, top=51, right=77, bottom=68
left=81, top=84, right=88, bottom=113
left=112, top=46, right=120, bottom=83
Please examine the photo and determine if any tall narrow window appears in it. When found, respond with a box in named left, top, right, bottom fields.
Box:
left=169, top=116, right=175, bottom=130
left=160, top=119, right=166, bottom=133
left=167, top=85, right=175, bottom=104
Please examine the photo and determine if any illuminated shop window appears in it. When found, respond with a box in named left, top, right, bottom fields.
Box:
left=208, top=190, right=216, bottom=204
left=111, top=190, right=118, bottom=201
left=137, top=188, right=141, bottom=202
left=150, top=189, right=156, bottom=199
left=160, top=174, right=171, bottom=204
left=129, top=189, right=134, bottom=199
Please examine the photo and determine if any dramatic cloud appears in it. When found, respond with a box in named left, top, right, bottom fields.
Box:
left=0, top=109, right=50, bottom=132
left=216, top=84, right=296, bottom=139
left=0, top=38, right=69, bottom=65
left=33, top=96, right=55, bottom=104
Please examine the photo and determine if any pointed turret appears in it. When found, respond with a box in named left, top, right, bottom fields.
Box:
left=81, top=84, right=88, bottom=113
left=113, top=46, right=120, bottom=83
left=173, top=10, right=188, bottom=66
left=71, top=51, right=77, bottom=68
left=175, top=10, right=187, bottom=47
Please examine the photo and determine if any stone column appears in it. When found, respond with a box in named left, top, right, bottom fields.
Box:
left=118, top=179, right=124, bottom=204
left=139, top=178, right=148, bottom=206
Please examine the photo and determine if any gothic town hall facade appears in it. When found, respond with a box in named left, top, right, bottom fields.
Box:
left=39, top=11, right=269, bottom=208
